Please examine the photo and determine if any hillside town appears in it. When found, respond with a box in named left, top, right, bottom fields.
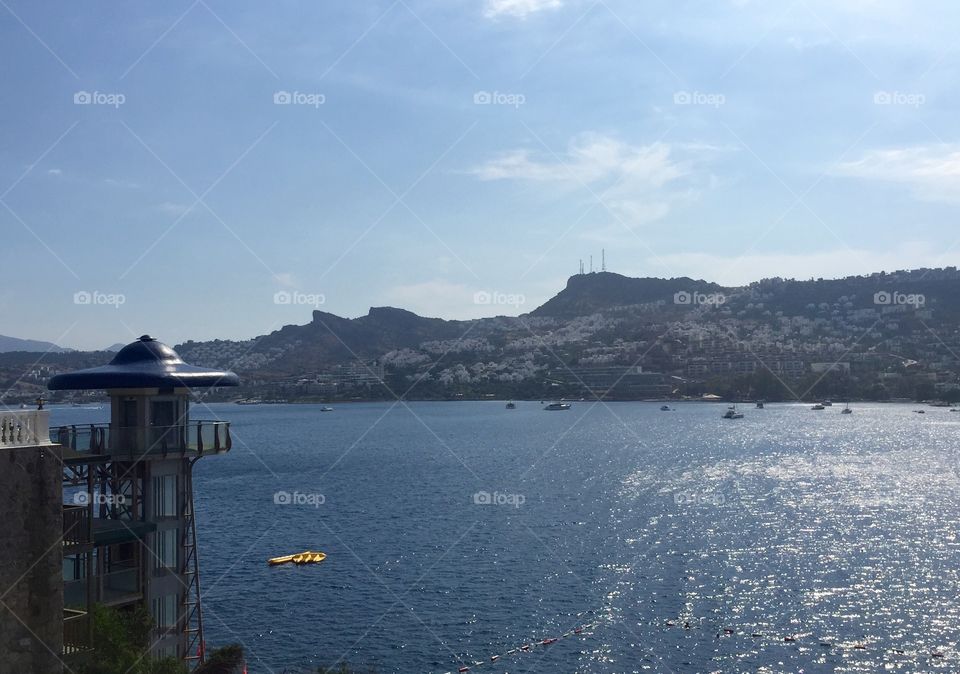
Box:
left=5, top=269, right=960, bottom=405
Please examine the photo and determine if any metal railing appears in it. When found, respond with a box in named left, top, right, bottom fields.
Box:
left=0, top=409, right=50, bottom=448
left=62, top=505, right=91, bottom=548
left=62, top=608, right=90, bottom=655
left=50, top=421, right=231, bottom=457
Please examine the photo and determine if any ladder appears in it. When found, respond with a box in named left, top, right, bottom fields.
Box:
left=181, top=459, right=205, bottom=668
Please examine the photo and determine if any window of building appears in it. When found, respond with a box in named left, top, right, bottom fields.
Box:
left=153, top=475, right=177, bottom=517
left=155, top=529, right=179, bottom=570
left=152, top=594, right=179, bottom=629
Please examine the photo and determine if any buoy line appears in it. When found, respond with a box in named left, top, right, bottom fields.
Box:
left=658, top=617, right=950, bottom=662
left=441, top=610, right=611, bottom=673
left=441, top=611, right=951, bottom=673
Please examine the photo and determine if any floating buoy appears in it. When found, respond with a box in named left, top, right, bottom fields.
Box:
left=268, top=551, right=326, bottom=566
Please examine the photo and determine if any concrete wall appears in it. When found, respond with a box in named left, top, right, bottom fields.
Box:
left=0, top=443, right=64, bottom=674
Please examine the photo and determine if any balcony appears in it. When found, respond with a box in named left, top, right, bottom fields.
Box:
left=64, top=563, right=142, bottom=609
left=0, top=409, right=51, bottom=448
left=51, top=420, right=232, bottom=459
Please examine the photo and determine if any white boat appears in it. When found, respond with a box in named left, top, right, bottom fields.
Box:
left=320, top=406, right=334, bottom=412
left=544, top=402, right=571, bottom=411
left=722, top=406, right=743, bottom=420
left=822, top=400, right=833, bottom=407
left=811, top=404, right=825, bottom=410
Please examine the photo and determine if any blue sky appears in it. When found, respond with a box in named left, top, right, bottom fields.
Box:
left=1, top=0, right=959, bottom=350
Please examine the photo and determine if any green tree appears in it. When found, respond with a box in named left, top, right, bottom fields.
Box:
left=76, top=605, right=186, bottom=674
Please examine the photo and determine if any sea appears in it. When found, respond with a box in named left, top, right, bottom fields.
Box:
left=50, top=401, right=960, bottom=673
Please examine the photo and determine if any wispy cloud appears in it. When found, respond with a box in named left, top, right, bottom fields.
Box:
left=469, top=132, right=721, bottom=226
left=834, top=145, right=960, bottom=202
left=273, top=272, right=299, bottom=288
left=47, top=168, right=62, bottom=176
left=484, top=0, right=562, bottom=19
left=653, top=242, right=947, bottom=286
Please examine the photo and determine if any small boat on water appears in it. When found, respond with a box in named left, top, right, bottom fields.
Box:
left=822, top=400, right=833, bottom=407
left=506, top=401, right=516, bottom=409
left=811, top=403, right=825, bottom=410
left=544, top=402, right=571, bottom=411
left=268, top=550, right=327, bottom=566
left=756, top=401, right=765, bottom=409
left=722, top=406, right=743, bottom=420
left=660, top=405, right=672, bottom=411
left=320, top=406, right=334, bottom=412
left=841, top=403, right=852, bottom=414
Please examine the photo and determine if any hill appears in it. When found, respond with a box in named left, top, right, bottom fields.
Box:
left=0, top=334, right=72, bottom=353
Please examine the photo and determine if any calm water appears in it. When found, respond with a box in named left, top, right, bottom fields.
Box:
left=51, top=402, right=960, bottom=673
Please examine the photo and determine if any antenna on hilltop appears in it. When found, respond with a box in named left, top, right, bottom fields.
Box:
left=590, top=255, right=593, bottom=273
left=602, top=249, right=606, bottom=272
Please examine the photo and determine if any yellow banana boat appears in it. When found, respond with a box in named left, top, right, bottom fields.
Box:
left=268, top=551, right=327, bottom=566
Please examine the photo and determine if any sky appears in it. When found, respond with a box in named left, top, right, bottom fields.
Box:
left=1, top=0, right=960, bottom=350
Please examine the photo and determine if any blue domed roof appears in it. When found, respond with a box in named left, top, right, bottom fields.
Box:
left=48, top=335, right=240, bottom=390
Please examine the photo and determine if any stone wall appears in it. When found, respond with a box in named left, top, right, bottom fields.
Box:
left=0, top=443, right=64, bottom=674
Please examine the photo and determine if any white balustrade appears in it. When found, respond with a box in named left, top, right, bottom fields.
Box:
left=0, top=409, right=52, bottom=448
